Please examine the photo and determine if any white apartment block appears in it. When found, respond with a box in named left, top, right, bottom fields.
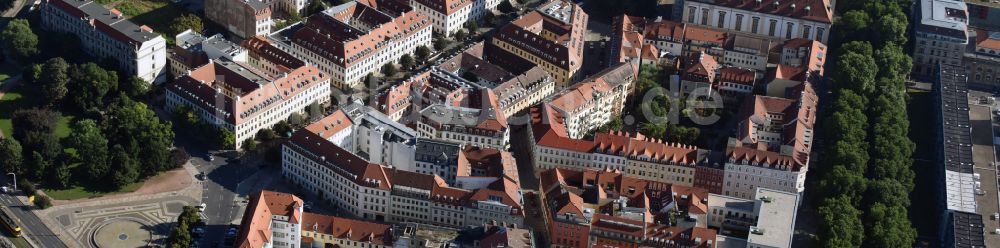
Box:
left=722, top=34, right=769, bottom=72
left=281, top=115, right=525, bottom=229
left=42, top=0, right=167, bottom=83
left=681, top=0, right=833, bottom=43
left=417, top=104, right=510, bottom=150
left=410, top=0, right=500, bottom=36
left=913, top=0, right=969, bottom=77
left=165, top=60, right=331, bottom=150
left=722, top=147, right=807, bottom=199
left=269, top=0, right=432, bottom=90
left=545, top=62, right=636, bottom=139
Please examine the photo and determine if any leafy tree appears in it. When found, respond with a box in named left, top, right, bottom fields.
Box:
left=243, top=139, right=257, bottom=152
left=415, top=46, right=431, bottom=62
left=109, top=144, right=139, bottom=188
left=69, top=63, right=119, bottom=113
left=288, top=113, right=304, bottom=126
left=0, top=19, right=39, bottom=59
left=874, top=44, right=912, bottom=82
left=841, top=40, right=873, bottom=57
left=466, top=22, right=479, bottom=34
left=433, top=37, right=450, bottom=50
left=399, top=54, right=414, bottom=70
left=11, top=108, right=60, bottom=141
left=595, top=117, right=624, bottom=133
left=68, top=119, right=109, bottom=182
left=216, top=128, right=235, bottom=150
left=833, top=50, right=877, bottom=96
left=169, top=148, right=190, bottom=169
left=26, top=151, right=49, bottom=180
left=454, top=30, right=468, bottom=41
left=45, top=157, right=72, bottom=189
left=34, top=195, right=51, bottom=209
left=121, top=76, right=150, bottom=99
left=25, top=64, right=42, bottom=85
left=872, top=9, right=908, bottom=46
left=170, top=13, right=204, bottom=35
left=38, top=58, right=71, bottom=107
left=381, top=63, right=398, bottom=77
left=818, top=165, right=867, bottom=205
left=104, top=96, right=175, bottom=176
left=273, top=121, right=293, bottom=137
left=256, top=129, right=276, bottom=141
left=0, top=138, right=22, bottom=174
left=307, top=102, right=322, bottom=120
left=817, top=196, right=864, bottom=248
left=166, top=221, right=192, bottom=248
left=863, top=203, right=916, bottom=248
left=835, top=10, right=870, bottom=41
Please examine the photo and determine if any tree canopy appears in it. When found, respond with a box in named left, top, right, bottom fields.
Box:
left=1, top=19, right=39, bottom=59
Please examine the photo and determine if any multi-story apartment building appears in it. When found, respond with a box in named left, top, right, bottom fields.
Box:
left=706, top=188, right=799, bottom=248
left=913, top=0, right=968, bottom=78
left=681, top=0, right=833, bottom=43
left=642, top=17, right=687, bottom=59
left=722, top=34, right=770, bottom=71
left=545, top=62, right=636, bottom=139
left=490, top=0, right=587, bottom=87
left=269, top=0, right=432, bottom=90
left=205, top=0, right=272, bottom=40
left=609, top=15, right=666, bottom=65
left=409, top=0, right=500, bottom=36
left=539, top=168, right=718, bottom=248
left=764, top=64, right=814, bottom=97
left=724, top=82, right=815, bottom=199
left=164, top=59, right=331, bottom=150
left=41, top=0, right=167, bottom=83
left=528, top=105, right=712, bottom=189
left=964, top=29, right=1000, bottom=88
left=376, top=42, right=554, bottom=122
left=282, top=114, right=525, bottom=228
left=682, top=26, right=726, bottom=58
left=418, top=100, right=510, bottom=150
left=235, top=190, right=401, bottom=248
left=234, top=191, right=305, bottom=247
left=680, top=52, right=757, bottom=97
left=779, top=38, right=826, bottom=76
left=169, top=30, right=248, bottom=78
left=241, top=36, right=308, bottom=79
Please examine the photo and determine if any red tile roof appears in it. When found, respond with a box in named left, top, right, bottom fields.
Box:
left=302, top=213, right=394, bottom=245
left=493, top=0, right=586, bottom=71
left=976, top=29, right=1000, bottom=50
left=684, top=26, right=726, bottom=45
left=235, top=191, right=304, bottom=248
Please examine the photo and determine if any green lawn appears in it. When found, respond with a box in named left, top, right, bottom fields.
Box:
left=0, top=85, right=74, bottom=139
left=44, top=181, right=144, bottom=200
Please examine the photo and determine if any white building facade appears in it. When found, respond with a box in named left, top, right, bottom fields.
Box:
left=681, top=0, right=832, bottom=43
left=42, top=0, right=167, bottom=83
left=409, top=0, right=500, bottom=36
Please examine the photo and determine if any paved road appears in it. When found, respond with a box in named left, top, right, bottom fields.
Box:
left=185, top=149, right=256, bottom=247
left=0, top=185, right=67, bottom=248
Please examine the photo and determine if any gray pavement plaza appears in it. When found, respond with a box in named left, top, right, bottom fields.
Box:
left=43, top=195, right=199, bottom=248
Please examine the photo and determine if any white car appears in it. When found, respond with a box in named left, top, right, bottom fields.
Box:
left=196, top=203, right=206, bottom=212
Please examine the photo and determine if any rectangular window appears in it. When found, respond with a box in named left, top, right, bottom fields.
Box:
left=717, top=11, right=726, bottom=28
left=687, top=7, right=696, bottom=23
left=701, top=9, right=709, bottom=25
left=768, top=20, right=777, bottom=36
left=735, top=14, right=743, bottom=31
left=785, top=22, right=794, bottom=39
left=816, top=27, right=825, bottom=41
left=751, top=17, right=760, bottom=34
left=802, top=25, right=812, bottom=39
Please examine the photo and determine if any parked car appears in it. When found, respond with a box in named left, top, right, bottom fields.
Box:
left=196, top=203, right=207, bottom=212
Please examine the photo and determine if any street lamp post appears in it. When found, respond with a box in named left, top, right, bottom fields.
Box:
left=6, top=172, right=15, bottom=191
